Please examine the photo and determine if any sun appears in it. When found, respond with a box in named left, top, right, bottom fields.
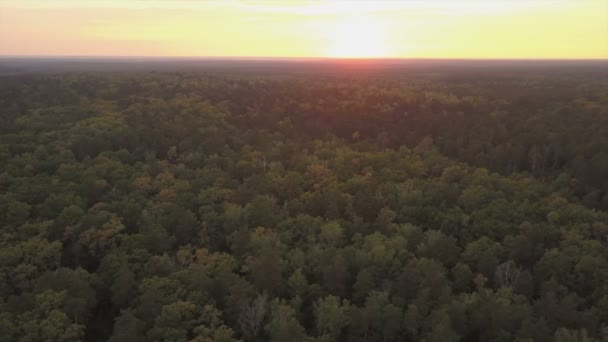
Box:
left=324, top=15, right=392, bottom=58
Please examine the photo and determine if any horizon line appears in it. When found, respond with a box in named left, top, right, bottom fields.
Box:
left=1, top=55, right=607, bottom=62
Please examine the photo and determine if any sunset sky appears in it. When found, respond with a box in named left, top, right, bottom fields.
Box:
left=0, top=0, right=606, bottom=59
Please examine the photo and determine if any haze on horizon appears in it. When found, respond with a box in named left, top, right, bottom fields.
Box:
left=0, top=0, right=606, bottom=59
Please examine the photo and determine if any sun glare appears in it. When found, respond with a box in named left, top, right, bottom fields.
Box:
left=324, top=15, right=393, bottom=58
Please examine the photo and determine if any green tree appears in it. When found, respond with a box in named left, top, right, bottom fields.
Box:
left=314, top=295, right=351, bottom=339
left=265, top=300, right=306, bottom=342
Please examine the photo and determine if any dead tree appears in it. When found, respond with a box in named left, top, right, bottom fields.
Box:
left=238, top=292, right=268, bottom=339
left=495, top=260, right=521, bottom=288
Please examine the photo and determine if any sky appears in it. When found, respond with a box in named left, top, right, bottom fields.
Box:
left=0, top=0, right=606, bottom=59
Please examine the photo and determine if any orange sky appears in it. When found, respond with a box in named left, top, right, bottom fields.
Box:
left=0, top=0, right=606, bottom=58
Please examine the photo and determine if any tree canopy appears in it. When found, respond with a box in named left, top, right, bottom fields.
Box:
left=1, top=63, right=607, bottom=341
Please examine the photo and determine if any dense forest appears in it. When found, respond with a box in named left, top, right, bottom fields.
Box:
left=1, top=61, right=608, bottom=341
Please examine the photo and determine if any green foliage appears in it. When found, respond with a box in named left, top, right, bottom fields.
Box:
left=314, top=295, right=351, bottom=338
left=0, top=69, right=607, bottom=341
left=265, top=300, right=306, bottom=342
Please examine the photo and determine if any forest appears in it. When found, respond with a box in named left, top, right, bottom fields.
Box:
left=1, top=60, right=608, bottom=341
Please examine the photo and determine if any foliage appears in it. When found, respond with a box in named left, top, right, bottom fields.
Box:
left=1, top=67, right=607, bottom=341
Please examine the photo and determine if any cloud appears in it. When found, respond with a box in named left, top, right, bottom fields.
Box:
left=231, top=0, right=574, bottom=17
left=0, top=0, right=233, bottom=10
left=1, top=0, right=573, bottom=14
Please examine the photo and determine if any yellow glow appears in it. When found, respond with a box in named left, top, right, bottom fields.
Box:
left=325, top=15, right=393, bottom=58
left=0, top=0, right=606, bottom=59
